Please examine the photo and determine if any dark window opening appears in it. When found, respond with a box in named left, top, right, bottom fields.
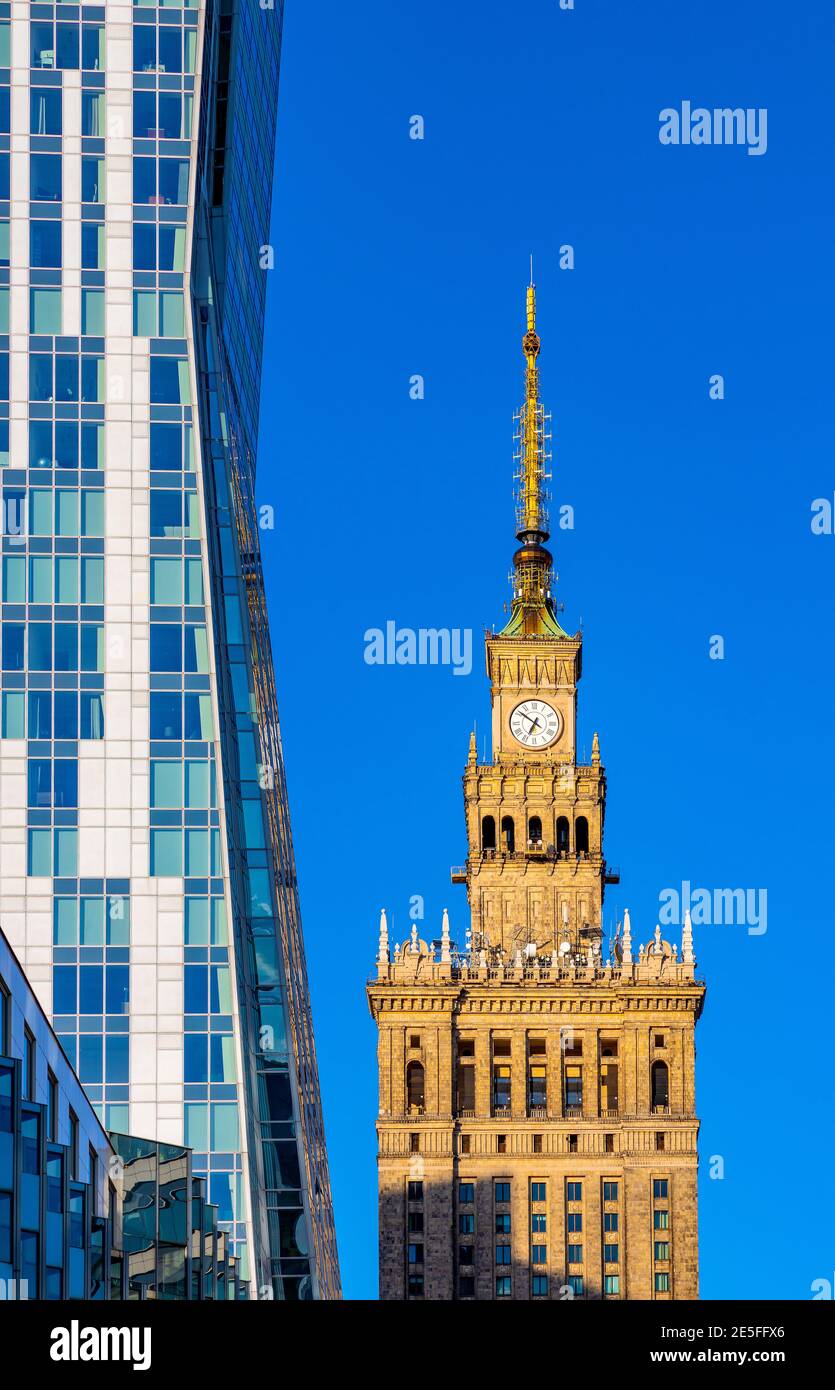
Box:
left=651, top=1061, right=669, bottom=1111
left=556, top=816, right=570, bottom=853
left=575, top=816, right=589, bottom=854
left=481, top=815, right=496, bottom=851
left=457, top=1064, right=475, bottom=1114
left=501, top=816, right=515, bottom=853
left=406, top=1061, right=425, bottom=1112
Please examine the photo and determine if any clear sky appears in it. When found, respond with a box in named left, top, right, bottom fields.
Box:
left=256, top=0, right=835, bottom=1299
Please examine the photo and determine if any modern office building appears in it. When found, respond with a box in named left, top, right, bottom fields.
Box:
left=0, top=1, right=339, bottom=1299
left=2, top=921, right=247, bottom=1298
left=368, top=285, right=705, bottom=1300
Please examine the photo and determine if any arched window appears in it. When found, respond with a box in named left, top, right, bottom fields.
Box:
left=501, top=816, right=515, bottom=853
left=481, top=815, right=496, bottom=851
left=528, top=816, right=542, bottom=846
left=407, top=1061, right=425, bottom=1112
left=556, top=816, right=570, bottom=853
left=575, top=816, right=589, bottom=855
left=651, top=1061, right=669, bottom=1111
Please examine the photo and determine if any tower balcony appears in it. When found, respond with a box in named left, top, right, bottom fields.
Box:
left=451, top=848, right=604, bottom=883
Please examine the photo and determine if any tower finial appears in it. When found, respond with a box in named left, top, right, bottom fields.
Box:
left=441, top=908, right=451, bottom=964
left=377, top=908, right=389, bottom=965
left=622, top=907, right=633, bottom=965
left=499, top=280, right=567, bottom=639
left=682, top=908, right=695, bottom=966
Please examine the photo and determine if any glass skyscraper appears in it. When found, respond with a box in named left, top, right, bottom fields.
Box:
left=0, top=0, right=339, bottom=1299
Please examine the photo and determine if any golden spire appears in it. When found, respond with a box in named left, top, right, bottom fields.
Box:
left=500, top=274, right=567, bottom=639
left=521, top=278, right=544, bottom=535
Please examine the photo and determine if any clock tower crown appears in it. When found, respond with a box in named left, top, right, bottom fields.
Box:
left=486, top=276, right=582, bottom=765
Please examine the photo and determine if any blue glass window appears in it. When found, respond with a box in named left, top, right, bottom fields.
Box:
left=54, top=623, right=78, bottom=672
left=30, top=354, right=53, bottom=401
left=81, top=557, right=104, bottom=604
left=56, top=24, right=80, bottom=70
left=21, top=1231, right=39, bottom=1298
left=133, top=222, right=156, bottom=271
left=30, top=22, right=55, bottom=67
left=150, top=491, right=184, bottom=538
left=150, top=828, right=183, bottom=876
left=150, top=691, right=181, bottom=739
left=53, top=965, right=77, bottom=1014
left=29, top=623, right=52, bottom=671
left=106, top=967, right=129, bottom=1016
left=54, top=760, right=78, bottom=808
left=54, top=829, right=77, bottom=877
left=2, top=623, right=24, bottom=670
left=151, top=558, right=182, bottom=605
left=158, top=158, right=190, bottom=205
left=79, top=966, right=103, bottom=1014
left=150, top=623, right=182, bottom=672
left=158, top=29, right=183, bottom=73
left=30, top=154, right=62, bottom=202
left=184, top=1034, right=207, bottom=1083
left=184, top=694, right=211, bottom=740
left=133, top=157, right=156, bottom=204
left=30, top=87, right=62, bottom=134
left=28, top=691, right=51, bottom=739
left=54, top=692, right=78, bottom=739
left=31, top=220, right=62, bottom=268
left=150, top=357, right=189, bottom=405
left=150, top=423, right=183, bottom=470
left=78, top=1037, right=102, bottom=1085
left=0, top=1192, right=11, bottom=1264
left=184, top=966, right=208, bottom=1014
left=81, top=25, right=104, bottom=72
left=81, top=625, right=103, bottom=672
left=28, top=758, right=52, bottom=807
left=184, top=626, right=208, bottom=674
left=133, top=26, right=156, bottom=72
left=80, top=693, right=104, bottom=739
left=105, top=1035, right=129, bottom=1083
left=81, top=223, right=103, bottom=270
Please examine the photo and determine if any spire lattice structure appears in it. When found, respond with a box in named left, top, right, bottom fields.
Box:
left=501, top=279, right=567, bottom=638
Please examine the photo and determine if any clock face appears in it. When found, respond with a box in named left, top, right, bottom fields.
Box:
left=510, top=699, right=562, bottom=749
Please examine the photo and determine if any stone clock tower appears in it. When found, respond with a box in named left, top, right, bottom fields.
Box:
left=367, top=283, right=706, bottom=1301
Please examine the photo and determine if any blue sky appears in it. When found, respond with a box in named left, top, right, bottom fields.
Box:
left=256, top=0, right=835, bottom=1299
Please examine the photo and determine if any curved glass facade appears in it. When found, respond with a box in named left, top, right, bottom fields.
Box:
left=0, top=0, right=339, bottom=1299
